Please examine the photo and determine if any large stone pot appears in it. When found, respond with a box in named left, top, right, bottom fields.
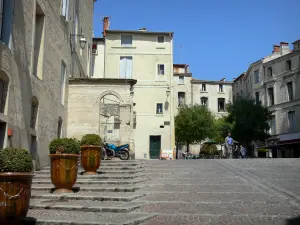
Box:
left=0, top=172, right=34, bottom=225
left=80, top=145, right=101, bottom=175
left=49, top=154, right=79, bottom=194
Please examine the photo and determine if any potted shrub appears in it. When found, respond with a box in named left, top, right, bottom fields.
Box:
left=200, top=143, right=220, bottom=159
left=49, top=138, right=80, bottom=193
left=80, top=134, right=102, bottom=175
left=0, top=148, right=34, bottom=224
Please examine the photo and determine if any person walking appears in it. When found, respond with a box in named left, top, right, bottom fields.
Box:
left=224, top=133, right=234, bottom=158
left=240, top=145, right=247, bottom=158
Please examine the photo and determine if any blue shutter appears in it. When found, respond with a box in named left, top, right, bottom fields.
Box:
left=1, top=0, right=13, bottom=47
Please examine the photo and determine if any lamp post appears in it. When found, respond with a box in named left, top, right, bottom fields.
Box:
left=70, top=34, right=87, bottom=50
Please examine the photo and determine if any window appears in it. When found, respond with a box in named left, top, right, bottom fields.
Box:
left=268, top=87, right=274, bottom=106
left=218, top=98, right=225, bottom=112
left=157, top=64, right=165, bottom=75
left=178, top=92, right=185, bottom=107
left=0, top=77, right=8, bottom=114
left=30, top=97, right=39, bottom=129
left=267, top=67, right=272, bottom=77
left=33, top=2, right=45, bottom=79
left=288, top=111, right=295, bottom=133
left=119, top=56, right=133, bottom=78
left=240, top=90, right=243, bottom=96
left=255, top=92, right=259, bottom=104
left=121, top=35, right=132, bottom=47
left=286, top=60, right=292, bottom=71
left=287, top=82, right=293, bottom=101
left=158, top=36, right=164, bottom=43
left=0, top=0, right=13, bottom=47
left=60, top=62, right=66, bottom=104
left=201, top=97, right=208, bottom=107
left=178, top=76, right=184, bottom=84
left=201, top=84, right=206, bottom=92
left=254, top=70, right=259, bottom=84
left=57, top=117, right=63, bottom=138
left=270, top=115, right=276, bottom=135
left=156, top=103, right=163, bottom=114
left=219, top=84, right=223, bottom=92
left=61, top=0, right=69, bottom=21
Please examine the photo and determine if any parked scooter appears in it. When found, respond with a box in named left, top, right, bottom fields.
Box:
left=102, top=142, right=130, bottom=160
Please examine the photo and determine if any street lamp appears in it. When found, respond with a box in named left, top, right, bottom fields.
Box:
left=70, top=34, right=87, bottom=50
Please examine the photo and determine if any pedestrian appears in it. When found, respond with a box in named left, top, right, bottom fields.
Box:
left=224, top=133, right=234, bottom=159
left=240, top=145, right=247, bottom=158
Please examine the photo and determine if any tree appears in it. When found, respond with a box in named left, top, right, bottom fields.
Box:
left=175, top=105, right=215, bottom=153
left=226, top=97, right=272, bottom=155
left=212, top=116, right=233, bottom=144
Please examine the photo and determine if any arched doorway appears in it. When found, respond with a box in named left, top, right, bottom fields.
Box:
left=99, top=93, right=121, bottom=142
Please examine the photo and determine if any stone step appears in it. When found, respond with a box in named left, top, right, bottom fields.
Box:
left=29, top=199, right=145, bottom=213
left=35, top=169, right=145, bottom=175
left=23, top=210, right=154, bottom=225
left=32, top=184, right=143, bottom=192
left=33, top=174, right=144, bottom=180
left=31, top=190, right=145, bottom=202
left=33, top=179, right=147, bottom=185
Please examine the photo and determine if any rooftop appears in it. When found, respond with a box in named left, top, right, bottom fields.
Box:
left=192, top=79, right=233, bottom=84
left=105, top=30, right=173, bottom=35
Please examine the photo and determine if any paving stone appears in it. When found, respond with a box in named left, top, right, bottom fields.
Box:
left=33, top=174, right=143, bottom=180
left=30, top=199, right=145, bottom=212
left=23, top=210, right=154, bottom=225
left=33, top=179, right=147, bottom=185
left=138, top=184, right=258, bottom=193
left=31, top=190, right=145, bottom=202
left=31, top=184, right=143, bottom=192
left=143, top=177, right=244, bottom=185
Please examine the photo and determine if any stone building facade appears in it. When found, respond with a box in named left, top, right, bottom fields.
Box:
left=67, top=18, right=175, bottom=160
left=0, top=0, right=94, bottom=169
left=233, top=40, right=300, bottom=158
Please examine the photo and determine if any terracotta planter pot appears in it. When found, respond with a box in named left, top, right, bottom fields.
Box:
left=49, top=154, right=79, bottom=194
left=0, top=172, right=34, bottom=225
left=80, top=145, right=101, bottom=175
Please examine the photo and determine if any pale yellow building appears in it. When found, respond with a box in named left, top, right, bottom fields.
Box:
left=68, top=18, right=175, bottom=159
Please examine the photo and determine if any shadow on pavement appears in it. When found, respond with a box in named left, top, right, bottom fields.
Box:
left=21, top=217, right=37, bottom=225
left=286, top=216, right=300, bottom=225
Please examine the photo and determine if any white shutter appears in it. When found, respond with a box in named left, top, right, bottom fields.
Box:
left=119, top=57, right=127, bottom=78
left=0, top=0, right=3, bottom=38
left=125, top=57, right=132, bottom=78
left=65, top=0, right=69, bottom=21
left=61, top=0, right=66, bottom=17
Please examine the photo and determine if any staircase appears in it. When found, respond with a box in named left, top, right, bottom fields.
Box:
left=23, top=160, right=152, bottom=225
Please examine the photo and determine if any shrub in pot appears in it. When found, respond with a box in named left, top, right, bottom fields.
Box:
left=200, top=144, right=220, bottom=159
left=0, top=148, right=34, bottom=224
left=80, top=134, right=103, bottom=175
left=49, top=138, right=80, bottom=193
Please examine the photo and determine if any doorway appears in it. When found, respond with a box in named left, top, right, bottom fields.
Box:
left=0, top=122, right=6, bottom=149
left=149, top=135, right=161, bottom=159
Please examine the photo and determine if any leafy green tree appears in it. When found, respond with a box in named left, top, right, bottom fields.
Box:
left=175, top=105, right=215, bottom=152
left=212, top=116, right=233, bottom=144
left=226, top=97, right=272, bottom=155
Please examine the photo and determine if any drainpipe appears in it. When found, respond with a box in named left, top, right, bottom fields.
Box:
left=169, top=34, right=174, bottom=158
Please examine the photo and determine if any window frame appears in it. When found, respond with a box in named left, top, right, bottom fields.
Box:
left=157, top=36, right=164, bottom=43
left=219, top=84, right=223, bottom=92
left=178, top=76, right=184, bottom=84
left=201, top=84, right=206, bottom=92
left=156, top=103, right=163, bottom=114
left=286, top=81, right=293, bottom=101
left=121, top=34, right=133, bottom=47
left=157, top=64, right=165, bottom=75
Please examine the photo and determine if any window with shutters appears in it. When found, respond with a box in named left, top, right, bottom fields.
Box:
left=119, top=56, right=133, bottom=79
left=61, top=0, right=69, bottom=21
left=0, top=73, right=8, bottom=114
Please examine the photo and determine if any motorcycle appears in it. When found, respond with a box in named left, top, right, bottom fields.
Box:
left=102, top=142, right=130, bottom=160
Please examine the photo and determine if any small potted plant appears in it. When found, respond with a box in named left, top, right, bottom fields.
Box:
left=49, top=138, right=80, bottom=193
left=80, top=134, right=103, bottom=175
left=0, top=148, right=34, bottom=224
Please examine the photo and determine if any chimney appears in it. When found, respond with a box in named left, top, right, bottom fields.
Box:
left=139, top=28, right=147, bottom=31
left=102, top=16, right=110, bottom=37
left=272, top=45, right=280, bottom=54
left=280, top=42, right=290, bottom=55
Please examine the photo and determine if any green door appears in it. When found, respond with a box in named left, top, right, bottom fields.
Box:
left=149, top=135, right=161, bottom=159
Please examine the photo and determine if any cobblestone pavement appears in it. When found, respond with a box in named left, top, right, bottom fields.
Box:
left=135, top=159, right=300, bottom=225
left=23, top=159, right=300, bottom=225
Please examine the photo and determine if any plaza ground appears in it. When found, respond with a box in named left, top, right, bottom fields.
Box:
left=25, top=159, right=300, bottom=225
